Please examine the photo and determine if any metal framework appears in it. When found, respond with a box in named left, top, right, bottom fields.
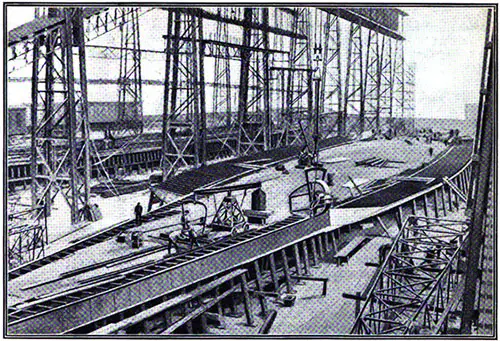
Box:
left=282, top=8, right=313, bottom=146
left=343, top=21, right=364, bottom=135
left=30, top=8, right=91, bottom=225
left=210, top=8, right=236, bottom=159
left=364, top=29, right=382, bottom=132
left=162, top=9, right=206, bottom=179
left=460, top=8, right=495, bottom=333
left=237, top=8, right=271, bottom=154
left=379, top=35, right=393, bottom=129
left=352, top=216, right=469, bottom=335
left=8, top=206, right=47, bottom=269
left=117, top=8, right=143, bottom=136
left=320, top=11, right=343, bottom=138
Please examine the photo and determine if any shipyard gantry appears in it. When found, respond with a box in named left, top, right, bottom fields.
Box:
left=6, top=5, right=496, bottom=337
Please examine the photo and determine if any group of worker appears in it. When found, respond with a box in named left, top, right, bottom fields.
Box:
left=133, top=202, right=198, bottom=248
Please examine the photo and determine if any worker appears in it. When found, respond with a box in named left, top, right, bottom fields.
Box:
left=429, top=146, right=434, bottom=158
left=179, top=215, right=199, bottom=248
left=134, top=202, right=143, bottom=226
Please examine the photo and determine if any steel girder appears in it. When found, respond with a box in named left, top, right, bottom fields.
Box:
left=343, top=22, right=364, bottom=136
left=210, top=8, right=237, bottom=159
left=461, top=8, right=495, bottom=333
left=320, top=12, right=343, bottom=139
left=379, top=35, right=393, bottom=129
left=117, top=8, right=143, bottom=136
left=237, top=8, right=271, bottom=154
left=29, top=8, right=91, bottom=225
left=364, top=29, right=382, bottom=133
left=282, top=8, right=313, bottom=147
left=352, top=216, right=469, bottom=335
left=269, top=8, right=312, bottom=149
left=162, top=10, right=206, bottom=180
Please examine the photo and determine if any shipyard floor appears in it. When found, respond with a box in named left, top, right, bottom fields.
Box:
left=9, top=137, right=475, bottom=335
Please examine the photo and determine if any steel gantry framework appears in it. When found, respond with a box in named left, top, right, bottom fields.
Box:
left=343, top=21, right=364, bottom=135
left=29, top=8, right=91, bottom=225
left=352, top=216, right=470, bottom=335
left=117, top=8, right=143, bottom=136
left=7, top=5, right=414, bottom=257
left=319, top=11, right=343, bottom=138
left=162, top=9, right=206, bottom=180
left=211, top=8, right=235, bottom=159
left=238, top=8, right=271, bottom=154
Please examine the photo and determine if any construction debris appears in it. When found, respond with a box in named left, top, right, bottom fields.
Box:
left=355, top=157, right=405, bottom=168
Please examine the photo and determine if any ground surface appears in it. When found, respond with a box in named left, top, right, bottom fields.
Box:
left=7, top=138, right=446, bottom=317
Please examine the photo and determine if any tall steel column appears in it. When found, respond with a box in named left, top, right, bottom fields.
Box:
left=343, top=21, right=364, bottom=135
left=391, top=35, right=405, bottom=135
left=237, top=8, right=271, bottom=154
left=379, top=36, right=393, bottom=127
left=460, top=9, right=495, bottom=333
left=161, top=9, right=206, bottom=180
left=30, top=8, right=90, bottom=225
left=364, top=29, right=382, bottom=133
left=117, top=8, right=143, bottom=136
left=320, top=11, right=343, bottom=138
left=271, top=8, right=312, bottom=147
left=211, top=8, right=235, bottom=158
left=285, top=8, right=313, bottom=146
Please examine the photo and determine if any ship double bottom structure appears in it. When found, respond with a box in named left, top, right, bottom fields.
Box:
left=5, top=4, right=496, bottom=337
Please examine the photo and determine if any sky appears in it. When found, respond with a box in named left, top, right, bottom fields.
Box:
left=6, top=5, right=491, bottom=120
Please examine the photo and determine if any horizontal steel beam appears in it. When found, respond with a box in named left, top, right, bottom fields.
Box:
left=320, top=8, right=405, bottom=40
left=162, top=8, right=307, bottom=39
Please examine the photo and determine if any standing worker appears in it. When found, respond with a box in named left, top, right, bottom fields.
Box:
left=429, top=146, right=434, bottom=158
left=134, top=202, right=143, bottom=226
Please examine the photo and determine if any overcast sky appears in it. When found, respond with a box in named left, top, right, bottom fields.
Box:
left=7, top=6, right=491, bottom=119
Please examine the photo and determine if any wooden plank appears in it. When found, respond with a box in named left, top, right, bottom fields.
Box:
left=160, top=287, right=237, bottom=335
left=88, top=269, right=247, bottom=335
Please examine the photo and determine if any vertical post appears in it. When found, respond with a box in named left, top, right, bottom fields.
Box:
left=331, top=231, right=338, bottom=253
left=237, top=8, right=251, bottom=155
left=30, top=37, right=40, bottom=212
left=269, top=253, right=279, bottom=291
left=310, top=238, right=319, bottom=267
left=197, top=17, right=207, bottom=165
left=433, top=191, right=439, bottom=218
left=253, top=260, right=268, bottom=316
left=293, top=244, right=303, bottom=275
left=302, top=241, right=310, bottom=274
left=448, top=185, right=454, bottom=211
left=262, top=8, right=271, bottom=149
left=281, top=249, right=293, bottom=293
left=74, top=9, right=91, bottom=208
left=241, top=273, right=254, bottom=327
left=318, top=235, right=324, bottom=258
left=461, top=10, right=494, bottom=331
left=162, top=10, right=173, bottom=181
left=440, top=187, right=447, bottom=216
left=63, top=9, right=80, bottom=224
left=411, top=199, right=417, bottom=215
left=423, top=194, right=429, bottom=217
